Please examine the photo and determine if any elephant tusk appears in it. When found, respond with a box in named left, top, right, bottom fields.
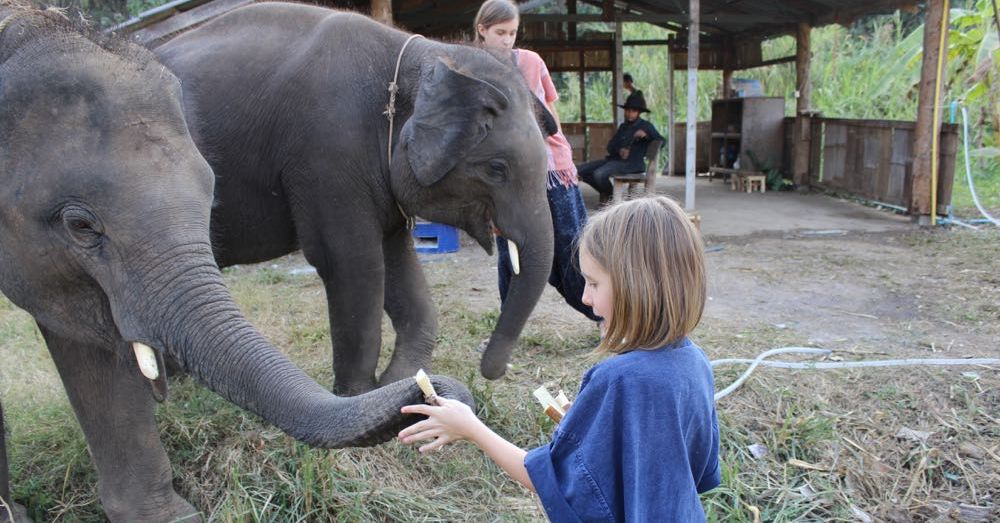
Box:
left=132, top=342, right=160, bottom=380
left=507, top=239, right=520, bottom=275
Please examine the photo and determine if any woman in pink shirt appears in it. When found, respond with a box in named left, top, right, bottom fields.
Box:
left=474, top=0, right=599, bottom=323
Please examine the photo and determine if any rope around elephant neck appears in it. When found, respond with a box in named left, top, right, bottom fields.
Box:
left=385, top=33, right=424, bottom=231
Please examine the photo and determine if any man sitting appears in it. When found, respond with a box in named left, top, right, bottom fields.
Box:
left=578, top=92, right=664, bottom=202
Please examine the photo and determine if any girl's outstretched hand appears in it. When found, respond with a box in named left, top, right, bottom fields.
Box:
left=399, top=396, right=483, bottom=453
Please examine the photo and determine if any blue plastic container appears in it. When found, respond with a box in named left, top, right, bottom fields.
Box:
left=412, top=222, right=460, bottom=254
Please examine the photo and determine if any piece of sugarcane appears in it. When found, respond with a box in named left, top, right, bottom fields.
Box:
left=414, top=369, right=437, bottom=402
left=533, top=386, right=565, bottom=423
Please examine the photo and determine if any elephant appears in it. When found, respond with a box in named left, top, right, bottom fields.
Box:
left=153, top=2, right=556, bottom=394
left=0, top=4, right=473, bottom=522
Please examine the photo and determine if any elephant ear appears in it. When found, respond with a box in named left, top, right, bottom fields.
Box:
left=404, top=58, right=511, bottom=187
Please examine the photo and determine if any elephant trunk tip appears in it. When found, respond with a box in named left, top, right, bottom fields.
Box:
left=479, top=344, right=511, bottom=380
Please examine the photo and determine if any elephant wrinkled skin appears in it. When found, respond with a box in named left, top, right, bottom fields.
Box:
left=0, top=4, right=473, bottom=522
left=154, top=2, right=556, bottom=394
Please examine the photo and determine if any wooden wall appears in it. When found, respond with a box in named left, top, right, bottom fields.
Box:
left=797, top=118, right=958, bottom=215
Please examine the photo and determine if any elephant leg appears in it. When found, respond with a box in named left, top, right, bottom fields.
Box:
left=378, top=227, right=438, bottom=387
left=40, top=326, right=199, bottom=523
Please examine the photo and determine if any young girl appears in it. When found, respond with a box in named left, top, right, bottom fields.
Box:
left=473, top=0, right=599, bottom=322
left=400, top=196, right=721, bottom=521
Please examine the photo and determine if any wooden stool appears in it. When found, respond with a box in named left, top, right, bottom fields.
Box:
left=731, top=172, right=766, bottom=193
left=610, top=173, right=646, bottom=202
left=743, top=174, right=766, bottom=193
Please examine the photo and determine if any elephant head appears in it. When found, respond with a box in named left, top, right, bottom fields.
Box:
left=391, top=53, right=555, bottom=379
left=0, top=1, right=470, bottom=459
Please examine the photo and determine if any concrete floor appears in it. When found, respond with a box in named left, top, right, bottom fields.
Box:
left=577, top=174, right=915, bottom=238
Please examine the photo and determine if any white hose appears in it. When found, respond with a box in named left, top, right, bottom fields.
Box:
left=713, top=347, right=1000, bottom=401
left=960, top=105, right=1000, bottom=227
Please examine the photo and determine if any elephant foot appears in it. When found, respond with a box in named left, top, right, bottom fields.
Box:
left=103, top=493, right=201, bottom=523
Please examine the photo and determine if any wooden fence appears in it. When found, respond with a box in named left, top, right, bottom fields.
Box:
left=794, top=117, right=958, bottom=215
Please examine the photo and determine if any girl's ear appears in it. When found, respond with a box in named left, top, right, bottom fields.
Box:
left=476, top=23, right=486, bottom=39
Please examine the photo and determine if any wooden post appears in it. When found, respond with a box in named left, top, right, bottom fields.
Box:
left=667, top=48, right=676, bottom=178
left=685, top=0, right=699, bottom=211
left=911, top=0, right=949, bottom=220
left=370, top=0, right=392, bottom=25
left=721, top=69, right=732, bottom=99
left=614, top=21, right=623, bottom=127
left=792, top=22, right=812, bottom=187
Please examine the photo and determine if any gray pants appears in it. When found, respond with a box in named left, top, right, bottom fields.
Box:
left=577, top=159, right=634, bottom=196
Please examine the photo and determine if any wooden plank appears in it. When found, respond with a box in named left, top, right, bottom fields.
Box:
left=889, top=128, right=913, bottom=206
left=844, top=124, right=860, bottom=193
left=873, top=127, right=893, bottom=202
left=821, top=123, right=847, bottom=188
left=936, top=124, right=958, bottom=214
left=808, top=120, right=823, bottom=185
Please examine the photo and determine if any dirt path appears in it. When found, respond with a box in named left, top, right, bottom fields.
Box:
left=417, top=227, right=999, bottom=362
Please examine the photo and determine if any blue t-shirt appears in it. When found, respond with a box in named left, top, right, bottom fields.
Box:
left=524, top=337, right=721, bottom=522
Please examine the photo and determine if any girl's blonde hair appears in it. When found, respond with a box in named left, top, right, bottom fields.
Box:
left=473, top=0, right=519, bottom=43
left=580, top=196, right=706, bottom=354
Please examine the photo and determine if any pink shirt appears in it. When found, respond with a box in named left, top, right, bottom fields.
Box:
left=514, top=49, right=577, bottom=178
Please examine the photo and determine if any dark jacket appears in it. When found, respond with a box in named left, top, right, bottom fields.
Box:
left=606, top=117, right=664, bottom=172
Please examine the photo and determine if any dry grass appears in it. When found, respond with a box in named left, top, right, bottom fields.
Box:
left=2, top=228, right=998, bottom=521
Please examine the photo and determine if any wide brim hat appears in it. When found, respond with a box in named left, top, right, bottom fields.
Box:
left=618, top=92, right=650, bottom=113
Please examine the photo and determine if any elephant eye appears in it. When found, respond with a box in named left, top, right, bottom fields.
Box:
left=60, top=206, right=104, bottom=248
left=483, top=159, right=509, bottom=183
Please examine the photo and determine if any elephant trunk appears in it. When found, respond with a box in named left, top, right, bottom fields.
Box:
left=123, top=244, right=473, bottom=447
left=481, top=208, right=555, bottom=379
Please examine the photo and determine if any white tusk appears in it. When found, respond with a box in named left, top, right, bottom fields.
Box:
left=507, top=239, right=520, bottom=275
left=132, top=342, right=159, bottom=380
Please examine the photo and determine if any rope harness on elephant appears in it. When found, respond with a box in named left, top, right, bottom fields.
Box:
left=385, top=33, right=423, bottom=231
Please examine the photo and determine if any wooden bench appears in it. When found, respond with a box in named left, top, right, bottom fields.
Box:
left=610, top=140, right=664, bottom=203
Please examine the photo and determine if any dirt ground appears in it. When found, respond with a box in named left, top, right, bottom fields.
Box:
left=414, top=189, right=999, bottom=365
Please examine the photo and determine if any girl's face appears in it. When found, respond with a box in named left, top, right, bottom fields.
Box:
left=580, top=248, right=614, bottom=324
left=477, top=18, right=519, bottom=50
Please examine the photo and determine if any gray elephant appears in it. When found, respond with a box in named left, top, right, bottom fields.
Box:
left=153, top=2, right=556, bottom=394
left=0, top=4, right=472, bottom=522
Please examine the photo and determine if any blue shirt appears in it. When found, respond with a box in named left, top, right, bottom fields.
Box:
left=524, top=338, right=721, bottom=522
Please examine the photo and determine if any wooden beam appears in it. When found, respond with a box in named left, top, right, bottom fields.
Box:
left=792, top=21, right=812, bottom=186
left=370, top=0, right=392, bottom=25
left=911, top=0, right=949, bottom=218
left=685, top=0, right=699, bottom=210
left=614, top=21, right=623, bottom=127
left=520, top=13, right=689, bottom=23
left=667, top=50, right=676, bottom=178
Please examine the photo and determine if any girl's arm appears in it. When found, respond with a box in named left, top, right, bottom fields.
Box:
left=399, top=397, right=535, bottom=492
